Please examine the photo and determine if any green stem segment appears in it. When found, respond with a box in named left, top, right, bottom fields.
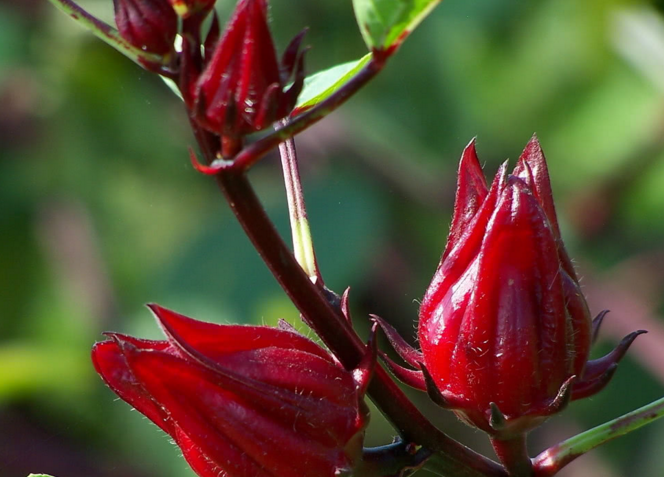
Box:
left=533, top=396, right=664, bottom=476
left=46, top=0, right=169, bottom=69
left=277, top=121, right=322, bottom=284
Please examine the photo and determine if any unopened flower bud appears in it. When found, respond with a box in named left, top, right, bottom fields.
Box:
left=191, top=0, right=305, bottom=142
left=113, top=0, right=178, bottom=55
left=92, top=305, right=371, bottom=477
left=417, top=137, right=645, bottom=436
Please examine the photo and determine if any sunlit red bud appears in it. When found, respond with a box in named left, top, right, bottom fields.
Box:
left=113, top=0, right=178, bottom=55
left=191, top=0, right=306, bottom=141
left=413, top=137, right=645, bottom=436
left=92, top=305, right=370, bottom=477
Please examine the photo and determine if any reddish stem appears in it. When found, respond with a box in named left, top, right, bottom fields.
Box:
left=491, top=435, right=533, bottom=477
left=186, top=48, right=505, bottom=476
left=212, top=169, right=504, bottom=477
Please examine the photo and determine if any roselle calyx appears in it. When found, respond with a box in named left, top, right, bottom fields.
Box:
left=418, top=137, right=646, bottom=436
left=376, top=137, right=645, bottom=441
left=190, top=0, right=306, bottom=147
left=92, top=305, right=373, bottom=477
left=113, top=0, right=178, bottom=55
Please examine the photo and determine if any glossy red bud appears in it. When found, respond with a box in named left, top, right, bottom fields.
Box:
left=92, top=305, right=369, bottom=477
left=418, top=137, right=644, bottom=436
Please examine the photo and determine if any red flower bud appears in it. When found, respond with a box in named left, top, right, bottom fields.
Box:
left=191, top=0, right=305, bottom=139
left=92, top=305, right=370, bottom=477
left=415, top=137, right=645, bottom=436
left=113, top=0, right=178, bottom=55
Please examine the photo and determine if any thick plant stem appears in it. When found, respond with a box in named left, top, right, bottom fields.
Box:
left=208, top=166, right=505, bottom=477
left=490, top=435, right=533, bottom=477
left=185, top=47, right=505, bottom=476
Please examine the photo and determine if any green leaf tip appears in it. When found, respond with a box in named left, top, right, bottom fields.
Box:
left=352, top=0, right=443, bottom=50
left=294, top=54, right=372, bottom=112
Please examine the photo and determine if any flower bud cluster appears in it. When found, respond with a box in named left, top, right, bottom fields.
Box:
left=189, top=0, right=305, bottom=141
left=53, top=0, right=651, bottom=474
left=111, top=0, right=305, bottom=151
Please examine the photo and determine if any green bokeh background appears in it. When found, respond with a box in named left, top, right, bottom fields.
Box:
left=1, top=0, right=664, bottom=476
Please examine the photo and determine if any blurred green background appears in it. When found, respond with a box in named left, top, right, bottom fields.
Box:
left=2, top=0, right=664, bottom=476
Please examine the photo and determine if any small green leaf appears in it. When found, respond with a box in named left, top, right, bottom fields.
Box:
left=295, top=54, right=372, bottom=111
left=353, top=0, right=442, bottom=50
left=28, top=474, right=57, bottom=477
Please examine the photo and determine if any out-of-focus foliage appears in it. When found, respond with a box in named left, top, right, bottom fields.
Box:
left=1, top=1, right=664, bottom=476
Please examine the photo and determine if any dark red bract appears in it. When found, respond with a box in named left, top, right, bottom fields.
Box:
left=191, top=0, right=305, bottom=140
left=113, top=0, right=178, bottom=55
left=92, top=305, right=369, bottom=477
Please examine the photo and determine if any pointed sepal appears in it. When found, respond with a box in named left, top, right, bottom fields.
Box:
left=379, top=353, right=427, bottom=391
left=591, top=310, right=610, bottom=345
left=488, top=402, right=508, bottom=432
left=371, top=314, right=422, bottom=368
left=280, top=28, right=308, bottom=83
left=421, top=362, right=456, bottom=409
left=572, top=330, right=647, bottom=400
left=443, top=138, right=488, bottom=259
left=547, top=375, right=575, bottom=414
